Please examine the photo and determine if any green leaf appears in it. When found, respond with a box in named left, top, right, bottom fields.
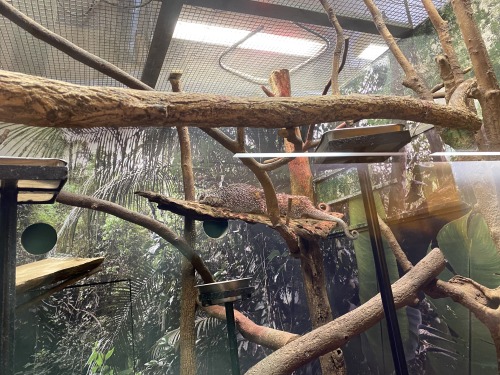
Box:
left=267, top=249, right=281, bottom=262
left=349, top=194, right=409, bottom=373
left=433, top=212, right=500, bottom=373
left=105, top=347, right=115, bottom=361
left=96, top=353, right=104, bottom=367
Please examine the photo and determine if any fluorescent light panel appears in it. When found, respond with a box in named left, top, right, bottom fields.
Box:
left=358, top=44, right=389, bottom=60
left=234, top=152, right=405, bottom=158
left=173, top=21, right=324, bottom=57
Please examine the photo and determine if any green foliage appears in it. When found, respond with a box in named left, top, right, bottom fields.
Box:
left=349, top=194, right=411, bottom=373
left=430, top=212, right=500, bottom=374
left=87, top=342, right=116, bottom=375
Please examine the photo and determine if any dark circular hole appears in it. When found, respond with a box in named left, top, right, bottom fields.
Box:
left=203, top=220, right=229, bottom=239
left=21, top=223, right=57, bottom=255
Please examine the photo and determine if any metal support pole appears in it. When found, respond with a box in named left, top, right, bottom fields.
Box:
left=357, top=164, right=408, bottom=375
left=224, top=301, right=240, bottom=375
left=0, top=180, right=18, bottom=375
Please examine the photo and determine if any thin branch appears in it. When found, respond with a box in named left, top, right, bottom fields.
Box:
left=319, top=0, right=346, bottom=95
left=0, top=0, right=152, bottom=90
left=236, top=128, right=245, bottom=148
left=377, top=214, right=413, bottom=273
left=55, top=191, right=215, bottom=284
left=169, top=70, right=197, bottom=375
left=201, top=128, right=242, bottom=152
left=260, top=157, right=296, bottom=171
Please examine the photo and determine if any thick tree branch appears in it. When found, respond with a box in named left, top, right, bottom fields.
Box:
left=362, top=0, right=433, bottom=100
left=421, top=0, right=465, bottom=92
left=0, top=0, right=152, bottom=91
left=245, top=248, right=446, bottom=375
left=451, top=0, right=500, bottom=146
left=204, top=305, right=299, bottom=350
left=0, top=70, right=481, bottom=130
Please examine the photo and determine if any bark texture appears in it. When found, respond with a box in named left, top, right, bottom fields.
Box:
left=245, top=248, right=446, bottom=375
left=0, top=70, right=481, bottom=130
left=451, top=0, right=500, bottom=147
left=269, top=69, right=346, bottom=374
left=56, top=191, right=305, bottom=353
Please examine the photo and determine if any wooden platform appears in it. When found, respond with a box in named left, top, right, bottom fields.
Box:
left=136, top=191, right=342, bottom=240
left=16, top=257, right=104, bottom=294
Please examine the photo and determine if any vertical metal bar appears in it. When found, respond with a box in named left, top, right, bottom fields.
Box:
left=356, top=164, right=408, bottom=375
left=140, top=0, right=184, bottom=87
left=0, top=180, right=18, bottom=375
left=224, top=301, right=240, bottom=375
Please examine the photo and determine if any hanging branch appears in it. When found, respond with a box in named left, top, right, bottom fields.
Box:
left=322, top=39, right=349, bottom=95
left=319, top=0, right=346, bottom=95
left=0, top=0, right=152, bottom=90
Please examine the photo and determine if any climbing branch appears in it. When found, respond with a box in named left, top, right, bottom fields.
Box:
left=245, top=248, right=446, bottom=375
left=450, top=0, right=500, bottom=146
left=421, top=0, right=466, bottom=98
left=362, top=0, right=432, bottom=100
left=0, top=70, right=481, bottom=130
left=319, top=0, right=346, bottom=95
left=0, top=0, right=152, bottom=90
left=55, top=191, right=215, bottom=284
left=378, top=213, right=500, bottom=368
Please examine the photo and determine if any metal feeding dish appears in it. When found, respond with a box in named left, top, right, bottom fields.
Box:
left=196, top=277, right=253, bottom=306
left=314, top=124, right=411, bottom=164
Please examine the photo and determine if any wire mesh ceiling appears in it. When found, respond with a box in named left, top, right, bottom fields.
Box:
left=0, top=0, right=448, bottom=97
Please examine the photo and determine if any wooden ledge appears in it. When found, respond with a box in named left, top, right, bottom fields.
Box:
left=16, top=257, right=104, bottom=294
left=136, top=191, right=342, bottom=240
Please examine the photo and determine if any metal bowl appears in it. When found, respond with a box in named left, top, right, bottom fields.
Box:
left=195, top=277, right=252, bottom=294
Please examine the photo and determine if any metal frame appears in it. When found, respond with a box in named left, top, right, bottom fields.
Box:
left=141, top=0, right=185, bottom=87
left=0, top=159, right=68, bottom=375
left=142, top=0, right=412, bottom=88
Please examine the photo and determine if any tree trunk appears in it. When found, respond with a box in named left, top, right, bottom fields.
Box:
left=270, top=69, right=346, bottom=375
left=177, top=125, right=197, bottom=375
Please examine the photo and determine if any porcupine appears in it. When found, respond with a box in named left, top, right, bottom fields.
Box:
left=198, top=183, right=358, bottom=240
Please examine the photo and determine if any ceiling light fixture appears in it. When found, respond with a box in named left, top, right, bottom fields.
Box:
left=358, top=44, right=389, bottom=60
left=173, top=21, right=324, bottom=57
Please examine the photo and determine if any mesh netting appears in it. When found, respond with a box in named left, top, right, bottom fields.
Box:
left=0, top=0, right=448, bottom=96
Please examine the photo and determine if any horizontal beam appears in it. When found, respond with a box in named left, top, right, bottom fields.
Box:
left=141, top=0, right=184, bottom=88
left=184, top=0, right=413, bottom=37
left=0, top=70, right=482, bottom=131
